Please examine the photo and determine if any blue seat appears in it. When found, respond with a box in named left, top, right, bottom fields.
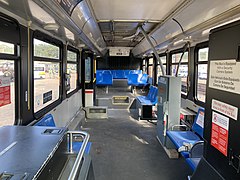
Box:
left=34, top=114, right=56, bottom=127
left=138, top=74, right=149, bottom=86
left=128, top=73, right=139, bottom=86
left=114, top=70, right=125, bottom=79
left=96, top=70, right=113, bottom=86
left=137, top=86, right=158, bottom=105
left=185, top=158, right=201, bottom=171
left=166, top=108, right=205, bottom=158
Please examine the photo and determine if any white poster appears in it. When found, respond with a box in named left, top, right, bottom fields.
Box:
left=209, top=60, right=240, bottom=94
left=196, top=110, right=204, bottom=128
left=212, top=99, right=238, bottom=120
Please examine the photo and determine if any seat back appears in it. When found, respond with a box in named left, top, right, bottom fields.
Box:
left=192, top=108, right=205, bottom=138
left=102, top=73, right=113, bottom=85
left=102, top=70, right=112, bottom=75
left=35, top=114, right=56, bottom=127
left=147, top=86, right=154, bottom=99
left=96, top=71, right=103, bottom=84
left=115, top=70, right=125, bottom=79
left=128, top=73, right=139, bottom=85
left=140, top=73, right=148, bottom=83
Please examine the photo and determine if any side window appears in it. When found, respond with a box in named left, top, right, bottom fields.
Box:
left=171, top=52, right=189, bottom=95
left=33, top=38, right=61, bottom=113
left=156, top=55, right=166, bottom=83
left=0, top=41, right=17, bottom=126
left=85, top=57, right=91, bottom=82
left=148, top=57, right=154, bottom=78
left=142, top=59, right=146, bottom=73
left=67, top=49, right=78, bottom=94
left=196, top=47, right=209, bottom=102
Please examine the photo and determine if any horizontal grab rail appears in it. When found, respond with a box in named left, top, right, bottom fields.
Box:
left=67, top=131, right=90, bottom=180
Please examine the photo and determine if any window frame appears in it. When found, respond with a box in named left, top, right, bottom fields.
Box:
left=33, top=31, right=63, bottom=119
left=156, top=53, right=167, bottom=84
left=0, top=13, right=22, bottom=126
left=147, top=57, right=154, bottom=78
left=142, top=58, right=146, bottom=73
left=66, top=46, right=79, bottom=98
left=170, top=48, right=189, bottom=97
left=194, top=41, right=209, bottom=106
left=0, top=43, right=19, bottom=125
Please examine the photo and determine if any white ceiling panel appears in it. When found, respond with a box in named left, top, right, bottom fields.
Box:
left=89, top=0, right=184, bottom=20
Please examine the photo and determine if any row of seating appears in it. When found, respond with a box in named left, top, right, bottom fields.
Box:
left=34, top=114, right=92, bottom=154
left=136, top=86, right=158, bottom=105
left=96, top=69, right=150, bottom=87
left=166, top=108, right=205, bottom=171
left=97, top=69, right=142, bottom=79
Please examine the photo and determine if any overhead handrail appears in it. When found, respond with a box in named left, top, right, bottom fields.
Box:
left=67, top=131, right=90, bottom=180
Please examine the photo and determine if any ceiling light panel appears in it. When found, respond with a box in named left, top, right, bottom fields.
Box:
left=28, top=0, right=55, bottom=24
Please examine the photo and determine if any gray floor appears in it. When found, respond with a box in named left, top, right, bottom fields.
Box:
left=82, top=109, right=192, bottom=180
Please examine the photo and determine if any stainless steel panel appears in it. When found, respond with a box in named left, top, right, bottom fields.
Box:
left=0, top=126, right=67, bottom=179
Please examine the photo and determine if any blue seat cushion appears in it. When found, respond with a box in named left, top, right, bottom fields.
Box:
left=137, top=98, right=153, bottom=105
left=167, top=131, right=201, bottom=149
left=185, top=158, right=201, bottom=171
left=35, top=114, right=56, bottom=127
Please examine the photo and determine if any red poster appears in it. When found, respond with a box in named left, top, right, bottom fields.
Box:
left=211, top=111, right=229, bottom=156
left=0, top=76, right=11, bottom=107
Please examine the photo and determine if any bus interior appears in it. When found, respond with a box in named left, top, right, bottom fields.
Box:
left=0, top=0, right=240, bottom=179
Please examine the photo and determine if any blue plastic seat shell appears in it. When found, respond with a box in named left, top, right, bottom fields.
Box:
left=166, top=131, right=201, bottom=149
left=185, top=158, right=201, bottom=171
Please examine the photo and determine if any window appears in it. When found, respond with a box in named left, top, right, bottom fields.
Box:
left=85, top=57, right=91, bottom=82
left=33, top=38, right=61, bottom=113
left=142, top=59, right=146, bottom=73
left=171, top=52, right=189, bottom=95
left=156, top=56, right=166, bottom=83
left=196, top=47, right=209, bottom=102
left=67, top=49, right=78, bottom=94
left=148, top=57, right=154, bottom=78
left=0, top=41, right=17, bottom=126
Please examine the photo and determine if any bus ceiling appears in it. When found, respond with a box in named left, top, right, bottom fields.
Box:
left=0, top=0, right=240, bottom=57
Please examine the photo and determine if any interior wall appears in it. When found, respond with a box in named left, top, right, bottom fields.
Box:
left=48, top=90, right=84, bottom=129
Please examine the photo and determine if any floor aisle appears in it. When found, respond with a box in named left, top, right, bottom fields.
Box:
left=82, top=109, right=192, bottom=180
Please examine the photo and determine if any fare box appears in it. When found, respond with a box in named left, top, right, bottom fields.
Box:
left=211, top=111, right=229, bottom=156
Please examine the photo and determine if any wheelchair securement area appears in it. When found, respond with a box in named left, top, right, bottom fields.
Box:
left=166, top=108, right=205, bottom=171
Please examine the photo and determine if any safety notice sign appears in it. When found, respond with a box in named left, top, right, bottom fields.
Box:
left=0, top=76, right=11, bottom=107
left=212, top=99, right=238, bottom=120
left=211, top=111, right=229, bottom=156
left=209, top=60, right=240, bottom=94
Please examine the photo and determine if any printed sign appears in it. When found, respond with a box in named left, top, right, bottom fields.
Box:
left=43, top=91, right=52, bottom=104
left=212, top=99, right=238, bottom=120
left=196, top=110, right=204, bottom=128
left=211, top=111, right=229, bottom=156
left=209, top=60, right=240, bottom=94
left=0, top=76, right=11, bottom=107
